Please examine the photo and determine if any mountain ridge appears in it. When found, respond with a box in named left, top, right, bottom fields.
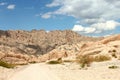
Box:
left=0, top=29, right=103, bottom=64
left=0, top=30, right=102, bottom=55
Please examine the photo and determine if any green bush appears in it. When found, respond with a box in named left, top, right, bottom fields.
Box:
left=0, top=60, right=15, bottom=68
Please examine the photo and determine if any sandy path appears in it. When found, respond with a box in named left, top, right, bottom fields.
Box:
left=5, top=60, right=120, bottom=80
left=9, top=64, right=61, bottom=80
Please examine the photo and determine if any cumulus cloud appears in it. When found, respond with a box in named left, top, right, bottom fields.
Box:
left=84, top=27, right=96, bottom=33
left=72, top=20, right=120, bottom=34
left=82, top=18, right=106, bottom=24
left=45, top=0, right=120, bottom=21
left=72, top=25, right=96, bottom=34
left=72, top=25, right=84, bottom=32
left=72, top=25, right=96, bottom=33
left=92, top=20, right=120, bottom=31
left=44, top=0, right=120, bottom=35
left=7, top=4, right=15, bottom=10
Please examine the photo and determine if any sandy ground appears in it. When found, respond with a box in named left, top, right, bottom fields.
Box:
left=0, top=60, right=120, bottom=80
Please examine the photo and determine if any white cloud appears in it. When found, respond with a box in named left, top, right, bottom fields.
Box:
left=72, top=25, right=84, bottom=32
left=82, top=18, right=106, bottom=24
left=92, top=20, right=120, bottom=31
left=7, top=4, right=15, bottom=10
left=0, top=2, right=7, bottom=6
left=72, top=20, right=120, bottom=34
left=72, top=25, right=96, bottom=33
left=45, top=0, right=120, bottom=23
left=41, top=12, right=52, bottom=19
left=46, top=0, right=120, bottom=21
left=46, top=30, right=50, bottom=33
left=84, top=27, right=96, bottom=33
left=45, top=0, right=120, bottom=35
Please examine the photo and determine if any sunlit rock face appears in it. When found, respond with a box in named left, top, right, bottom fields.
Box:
left=0, top=30, right=102, bottom=64
left=77, top=34, right=120, bottom=61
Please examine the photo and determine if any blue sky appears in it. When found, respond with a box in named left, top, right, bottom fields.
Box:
left=0, top=0, right=120, bottom=36
left=0, top=0, right=76, bottom=30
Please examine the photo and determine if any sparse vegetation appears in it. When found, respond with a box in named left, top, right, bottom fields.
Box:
left=112, top=49, right=116, bottom=53
left=112, top=53, right=117, bottom=58
left=76, top=55, right=93, bottom=68
left=94, top=55, right=111, bottom=62
left=111, top=49, right=117, bottom=58
left=47, top=58, right=63, bottom=64
left=108, top=65, right=119, bottom=69
left=0, top=60, right=15, bottom=68
left=29, top=61, right=37, bottom=64
left=47, top=60, right=61, bottom=64
left=57, top=58, right=63, bottom=63
left=76, top=54, right=112, bottom=68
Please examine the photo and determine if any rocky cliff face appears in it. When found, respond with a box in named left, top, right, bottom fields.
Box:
left=0, top=29, right=120, bottom=65
left=0, top=30, right=102, bottom=64
left=40, top=34, right=120, bottom=62
left=0, top=30, right=100, bottom=55
left=76, top=34, right=120, bottom=62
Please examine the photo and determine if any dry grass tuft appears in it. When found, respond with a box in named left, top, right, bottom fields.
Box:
left=76, top=55, right=93, bottom=68
left=94, top=55, right=111, bottom=62
left=108, top=65, right=119, bottom=69
left=47, top=58, right=63, bottom=64
left=76, top=54, right=112, bottom=68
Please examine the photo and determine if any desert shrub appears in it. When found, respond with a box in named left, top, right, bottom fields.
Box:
left=108, top=49, right=116, bottom=53
left=111, top=50, right=117, bottom=58
left=29, top=61, right=37, bottom=64
left=47, top=58, right=63, bottom=64
left=94, top=55, right=111, bottom=62
left=108, top=65, right=119, bottom=69
left=0, top=60, right=15, bottom=68
left=112, top=49, right=116, bottom=52
left=76, top=55, right=93, bottom=68
left=57, top=58, right=62, bottom=63
left=111, top=53, right=117, bottom=58
left=47, top=61, right=61, bottom=64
